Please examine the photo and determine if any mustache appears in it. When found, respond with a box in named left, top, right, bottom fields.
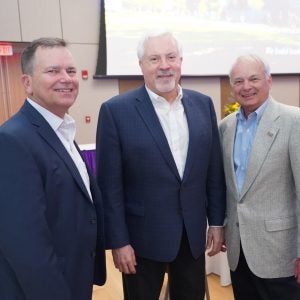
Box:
left=156, top=71, right=175, bottom=77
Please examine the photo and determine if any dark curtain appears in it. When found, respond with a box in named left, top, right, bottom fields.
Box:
left=95, top=0, right=107, bottom=75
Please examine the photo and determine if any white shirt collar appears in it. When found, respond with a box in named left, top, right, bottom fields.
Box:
left=27, top=98, right=76, bottom=140
left=145, top=85, right=183, bottom=110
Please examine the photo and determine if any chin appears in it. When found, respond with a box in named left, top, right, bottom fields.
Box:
left=157, top=84, right=176, bottom=94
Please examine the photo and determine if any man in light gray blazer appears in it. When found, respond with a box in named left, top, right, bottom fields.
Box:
left=219, top=54, right=300, bottom=300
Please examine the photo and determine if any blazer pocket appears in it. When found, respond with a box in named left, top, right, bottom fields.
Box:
left=265, top=216, right=296, bottom=232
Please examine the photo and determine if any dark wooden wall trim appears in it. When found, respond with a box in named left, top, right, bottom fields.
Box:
left=220, top=77, right=234, bottom=119
left=118, top=79, right=144, bottom=94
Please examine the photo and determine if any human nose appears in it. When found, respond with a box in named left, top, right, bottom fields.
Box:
left=159, top=57, right=170, bottom=69
left=241, top=79, right=252, bottom=89
left=60, top=70, right=73, bottom=82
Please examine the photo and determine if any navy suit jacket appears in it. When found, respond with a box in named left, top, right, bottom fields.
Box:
left=0, top=101, right=106, bottom=300
left=96, top=86, right=225, bottom=261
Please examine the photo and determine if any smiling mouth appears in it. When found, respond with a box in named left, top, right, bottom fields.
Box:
left=157, top=74, right=173, bottom=79
left=54, top=88, right=73, bottom=92
left=242, top=92, right=256, bottom=98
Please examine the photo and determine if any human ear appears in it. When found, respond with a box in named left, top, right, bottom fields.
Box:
left=21, top=74, right=33, bottom=95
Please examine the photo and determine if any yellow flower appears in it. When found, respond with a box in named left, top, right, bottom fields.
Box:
left=224, top=102, right=240, bottom=116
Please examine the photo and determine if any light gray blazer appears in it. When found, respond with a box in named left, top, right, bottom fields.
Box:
left=219, top=98, right=300, bottom=278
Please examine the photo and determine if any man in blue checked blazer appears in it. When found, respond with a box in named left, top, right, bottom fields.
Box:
left=96, top=30, right=225, bottom=300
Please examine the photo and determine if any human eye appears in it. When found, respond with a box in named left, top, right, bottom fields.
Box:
left=46, top=68, right=59, bottom=74
left=167, top=54, right=177, bottom=61
left=149, top=56, right=159, bottom=64
left=233, top=79, right=243, bottom=86
left=67, top=68, right=77, bottom=75
left=249, top=76, right=260, bottom=83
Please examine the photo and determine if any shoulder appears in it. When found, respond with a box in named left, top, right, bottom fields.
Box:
left=0, top=115, right=34, bottom=159
left=269, top=99, right=300, bottom=122
left=182, top=89, right=216, bottom=115
left=0, top=110, right=27, bottom=137
left=102, top=85, right=146, bottom=108
left=0, top=103, right=46, bottom=151
left=219, top=112, right=237, bottom=132
left=182, top=88, right=212, bottom=103
left=98, top=86, right=148, bottom=123
left=277, top=102, right=299, bottom=116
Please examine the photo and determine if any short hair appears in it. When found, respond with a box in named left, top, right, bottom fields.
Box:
left=136, top=30, right=183, bottom=61
left=21, top=37, right=67, bottom=75
left=229, top=54, right=271, bottom=85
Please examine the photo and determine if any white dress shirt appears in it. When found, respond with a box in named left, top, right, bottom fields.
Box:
left=146, top=86, right=189, bottom=179
left=27, top=98, right=93, bottom=201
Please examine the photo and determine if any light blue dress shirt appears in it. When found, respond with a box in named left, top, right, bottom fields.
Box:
left=234, top=100, right=269, bottom=193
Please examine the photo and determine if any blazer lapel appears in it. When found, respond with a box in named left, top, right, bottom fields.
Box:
left=222, top=113, right=239, bottom=195
left=134, top=88, right=181, bottom=181
left=181, top=95, right=202, bottom=181
left=240, top=100, right=279, bottom=199
left=22, top=102, right=92, bottom=202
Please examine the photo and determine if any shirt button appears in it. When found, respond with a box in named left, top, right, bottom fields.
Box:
left=90, top=219, right=97, bottom=225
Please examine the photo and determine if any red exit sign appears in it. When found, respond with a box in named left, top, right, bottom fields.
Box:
left=0, top=44, right=13, bottom=56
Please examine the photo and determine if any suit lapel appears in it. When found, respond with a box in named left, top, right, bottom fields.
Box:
left=222, top=113, right=239, bottom=194
left=22, top=102, right=92, bottom=202
left=181, top=95, right=202, bottom=181
left=240, top=100, right=279, bottom=199
left=134, top=87, right=181, bottom=181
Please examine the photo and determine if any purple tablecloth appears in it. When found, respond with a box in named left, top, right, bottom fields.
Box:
left=81, top=149, right=96, bottom=175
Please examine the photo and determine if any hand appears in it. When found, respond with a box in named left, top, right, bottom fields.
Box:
left=294, top=258, right=300, bottom=284
left=206, top=227, right=225, bottom=257
left=112, top=245, right=137, bottom=274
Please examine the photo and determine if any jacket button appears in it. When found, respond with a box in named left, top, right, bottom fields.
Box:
left=236, top=222, right=239, bottom=227
left=90, top=219, right=96, bottom=225
left=91, top=251, right=96, bottom=258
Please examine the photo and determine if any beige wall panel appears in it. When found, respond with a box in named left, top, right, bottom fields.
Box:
left=0, top=0, right=21, bottom=41
left=181, top=77, right=222, bottom=121
left=68, top=43, right=118, bottom=144
left=19, top=0, right=62, bottom=41
left=60, top=0, right=100, bottom=44
left=271, top=75, right=299, bottom=107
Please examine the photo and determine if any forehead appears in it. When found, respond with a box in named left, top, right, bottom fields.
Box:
left=143, top=34, right=178, bottom=56
left=232, top=60, right=264, bottom=78
left=34, top=46, right=75, bottom=67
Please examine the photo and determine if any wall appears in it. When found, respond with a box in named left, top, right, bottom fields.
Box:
left=0, top=0, right=299, bottom=144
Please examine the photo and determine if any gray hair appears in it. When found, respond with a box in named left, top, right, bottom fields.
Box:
left=21, top=37, right=67, bottom=75
left=136, top=30, right=183, bottom=60
left=229, top=54, right=271, bottom=85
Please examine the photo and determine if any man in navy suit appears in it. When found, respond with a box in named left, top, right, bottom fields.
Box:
left=0, top=37, right=106, bottom=300
left=96, top=30, right=226, bottom=299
